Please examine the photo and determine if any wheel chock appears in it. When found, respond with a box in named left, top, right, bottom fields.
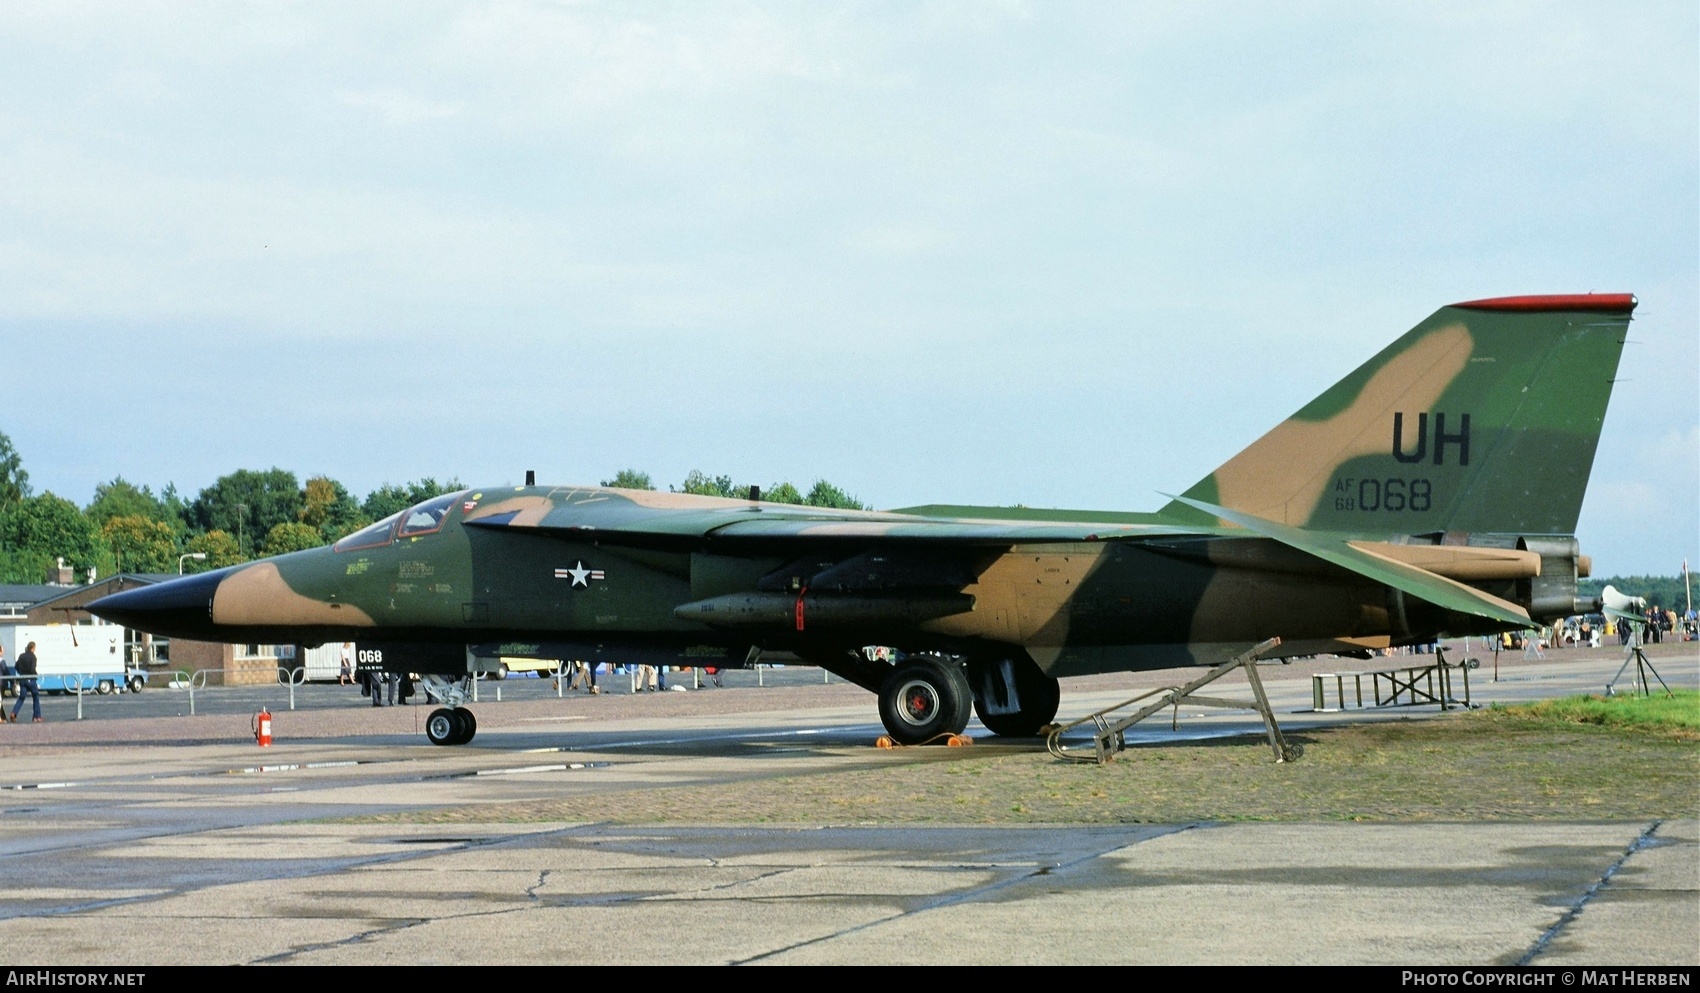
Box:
left=874, top=734, right=973, bottom=748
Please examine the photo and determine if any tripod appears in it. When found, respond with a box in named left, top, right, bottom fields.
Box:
left=1605, top=622, right=1672, bottom=698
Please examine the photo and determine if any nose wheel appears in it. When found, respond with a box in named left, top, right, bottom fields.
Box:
left=426, top=707, right=477, bottom=746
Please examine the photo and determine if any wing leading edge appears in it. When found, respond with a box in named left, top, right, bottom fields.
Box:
left=462, top=490, right=1199, bottom=548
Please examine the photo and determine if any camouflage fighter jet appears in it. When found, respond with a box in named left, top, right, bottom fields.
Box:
left=91, top=294, right=1636, bottom=746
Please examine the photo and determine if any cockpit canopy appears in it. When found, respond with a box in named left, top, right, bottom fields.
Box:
left=333, top=492, right=464, bottom=552
left=332, top=513, right=400, bottom=552
left=398, top=492, right=458, bottom=537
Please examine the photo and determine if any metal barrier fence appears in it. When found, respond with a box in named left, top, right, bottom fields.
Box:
left=0, top=671, right=149, bottom=720
left=548, top=662, right=833, bottom=693
left=147, top=660, right=843, bottom=716
left=1311, top=655, right=1476, bottom=713
left=181, top=666, right=306, bottom=715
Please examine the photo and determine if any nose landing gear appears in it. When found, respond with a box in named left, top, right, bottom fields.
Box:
left=426, top=707, right=477, bottom=746
left=418, top=674, right=478, bottom=745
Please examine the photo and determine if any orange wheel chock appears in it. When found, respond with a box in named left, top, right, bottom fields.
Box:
left=875, top=733, right=974, bottom=749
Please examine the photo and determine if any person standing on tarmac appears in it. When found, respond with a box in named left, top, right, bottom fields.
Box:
left=371, top=670, right=399, bottom=707
left=8, top=642, right=41, bottom=723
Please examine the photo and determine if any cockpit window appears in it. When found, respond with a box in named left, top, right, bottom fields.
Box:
left=397, top=493, right=460, bottom=538
left=333, top=512, right=401, bottom=553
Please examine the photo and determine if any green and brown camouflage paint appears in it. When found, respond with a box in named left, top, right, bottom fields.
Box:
left=91, top=294, right=1635, bottom=684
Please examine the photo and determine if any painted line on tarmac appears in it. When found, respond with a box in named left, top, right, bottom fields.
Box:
left=468, top=763, right=603, bottom=776
left=228, top=760, right=364, bottom=775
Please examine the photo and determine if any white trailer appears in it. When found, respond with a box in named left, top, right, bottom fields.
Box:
left=294, top=643, right=350, bottom=683
left=0, top=622, right=138, bottom=694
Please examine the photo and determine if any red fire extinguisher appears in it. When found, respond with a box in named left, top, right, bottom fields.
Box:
left=253, top=707, right=272, bottom=747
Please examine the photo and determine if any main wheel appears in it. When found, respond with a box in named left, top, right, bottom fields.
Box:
left=968, top=650, right=1060, bottom=738
left=878, top=654, right=973, bottom=745
left=426, top=708, right=460, bottom=746
left=453, top=708, right=478, bottom=744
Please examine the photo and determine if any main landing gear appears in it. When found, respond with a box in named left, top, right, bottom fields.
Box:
left=878, top=654, right=973, bottom=745
left=874, top=649, right=1062, bottom=745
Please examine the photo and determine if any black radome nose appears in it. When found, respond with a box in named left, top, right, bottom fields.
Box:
left=87, top=569, right=228, bottom=639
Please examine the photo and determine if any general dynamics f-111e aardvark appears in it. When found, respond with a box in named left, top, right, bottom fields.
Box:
left=92, top=294, right=1636, bottom=747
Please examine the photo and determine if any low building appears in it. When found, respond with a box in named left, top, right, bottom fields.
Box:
left=0, top=584, right=66, bottom=623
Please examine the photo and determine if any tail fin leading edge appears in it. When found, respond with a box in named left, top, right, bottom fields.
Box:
left=1162, top=294, right=1635, bottom=536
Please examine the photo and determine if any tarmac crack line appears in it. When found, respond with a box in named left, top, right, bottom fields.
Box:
left=251, top=917, right=433, bottom=964
left=729, top=824, right=1195, bottom=965
left=1516, top=819, right=1664, bottom=966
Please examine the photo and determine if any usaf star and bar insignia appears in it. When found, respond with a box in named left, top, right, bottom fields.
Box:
left=554, top=561, right=605, bottom=587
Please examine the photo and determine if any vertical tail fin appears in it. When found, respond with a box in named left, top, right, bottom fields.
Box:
left=1162, top=294, right=1635, bottom=535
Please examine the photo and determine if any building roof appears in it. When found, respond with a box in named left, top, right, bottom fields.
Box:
left=25, top=574, right=172, bottom=611
left=0, top=584, right=70, bottom=610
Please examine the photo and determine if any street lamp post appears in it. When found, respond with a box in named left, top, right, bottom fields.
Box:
left=179, top=552, right=207, bottom=575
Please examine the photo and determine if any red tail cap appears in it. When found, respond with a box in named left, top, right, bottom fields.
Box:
left=1451, top=293, right=1636, bottom=314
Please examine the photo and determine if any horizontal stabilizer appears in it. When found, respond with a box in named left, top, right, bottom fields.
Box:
left=1167, top=495, right=1531, bottom=626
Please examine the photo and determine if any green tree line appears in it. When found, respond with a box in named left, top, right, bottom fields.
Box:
left=0, top=432, right=869, bottom=584
left=1580, top=576, right=1695, bottom=613
left=604, top=468, right=865, bottom=510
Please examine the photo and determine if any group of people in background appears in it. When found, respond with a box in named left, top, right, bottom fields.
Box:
left=562, top=662, right=720, bottom=693
left=1503, top=605, right=1696, bottom=657
left=1639, top=605, right=1692, bottom=644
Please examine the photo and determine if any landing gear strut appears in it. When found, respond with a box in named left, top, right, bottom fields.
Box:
left=878, top=654, right=973, bottom=745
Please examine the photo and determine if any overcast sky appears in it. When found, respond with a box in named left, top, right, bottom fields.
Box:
left=0, top=1, right=1694, bottom=577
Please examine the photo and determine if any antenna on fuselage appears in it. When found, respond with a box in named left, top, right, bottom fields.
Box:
left=525, top=470, right=535, bottom=486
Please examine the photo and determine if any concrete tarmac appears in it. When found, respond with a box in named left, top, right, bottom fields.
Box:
left=0, top=644, right=1691, bottom=967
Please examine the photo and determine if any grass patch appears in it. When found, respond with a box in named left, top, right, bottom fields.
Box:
left=1496, top=689, right=1699, bottom=738
left=350, top=707, right=1700, bottom=827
